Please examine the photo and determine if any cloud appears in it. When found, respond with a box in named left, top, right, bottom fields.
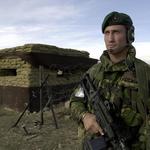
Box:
left=133, top=42, right=150, bottom=61
left=0, top=0, right=150, bottom=63
left=0, top=0, right=93, bottom=49
left=0, top=0, right=83, bottom=26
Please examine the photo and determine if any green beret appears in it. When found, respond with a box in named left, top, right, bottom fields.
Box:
left=102, top=11, right=133, bottom=33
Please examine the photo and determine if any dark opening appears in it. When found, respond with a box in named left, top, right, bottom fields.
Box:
left=0, top=69, right=17, bottom=76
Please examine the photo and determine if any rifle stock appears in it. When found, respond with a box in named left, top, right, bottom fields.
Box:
left=81, top=73, right=129, bottom=150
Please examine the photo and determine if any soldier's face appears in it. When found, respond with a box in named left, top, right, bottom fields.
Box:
left=104, top=25, right=127, bottom=54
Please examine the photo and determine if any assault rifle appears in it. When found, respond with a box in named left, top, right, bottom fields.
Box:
left=81, top=73, right=129, bottom=150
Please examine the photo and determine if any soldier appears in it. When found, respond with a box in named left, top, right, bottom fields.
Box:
left=70, top=11, right=150, bottom=149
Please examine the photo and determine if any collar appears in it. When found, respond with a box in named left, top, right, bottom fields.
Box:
left=100, top=45, right=136, bottom=72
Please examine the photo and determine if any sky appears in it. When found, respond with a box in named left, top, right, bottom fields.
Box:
left=0, top=0, right=150, bottom=63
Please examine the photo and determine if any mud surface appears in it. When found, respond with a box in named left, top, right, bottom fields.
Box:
left=0, top=103, right=80, bottom=150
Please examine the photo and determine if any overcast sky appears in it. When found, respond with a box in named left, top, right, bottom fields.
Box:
left=0, top=0, right=150, bottom=62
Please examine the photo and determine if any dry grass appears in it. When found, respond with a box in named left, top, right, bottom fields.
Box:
left=0, top=103, right=80, bottom=150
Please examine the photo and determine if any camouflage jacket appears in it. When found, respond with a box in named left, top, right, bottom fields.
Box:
left=70, top=45, right=150, bottom=149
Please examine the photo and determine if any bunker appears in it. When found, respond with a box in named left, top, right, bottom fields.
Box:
left=0, top=44, right=97, bottom=112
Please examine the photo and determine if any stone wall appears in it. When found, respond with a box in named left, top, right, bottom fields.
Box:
left=0, top=56, right=83, bottom=111
left=0, top=44, right=97, bottom=111
left=0, top=57, right=32, bottom=87
left=0, top=57, right=83, bottom=88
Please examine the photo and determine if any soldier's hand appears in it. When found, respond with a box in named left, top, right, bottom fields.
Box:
left=82, top=112, right=104, bottom=135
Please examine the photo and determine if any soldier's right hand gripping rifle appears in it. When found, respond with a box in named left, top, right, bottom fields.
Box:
left=81, top=73, right=129, bottom=150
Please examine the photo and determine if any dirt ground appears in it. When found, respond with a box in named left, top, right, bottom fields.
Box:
left=0, top=102, right=80, bottom=150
